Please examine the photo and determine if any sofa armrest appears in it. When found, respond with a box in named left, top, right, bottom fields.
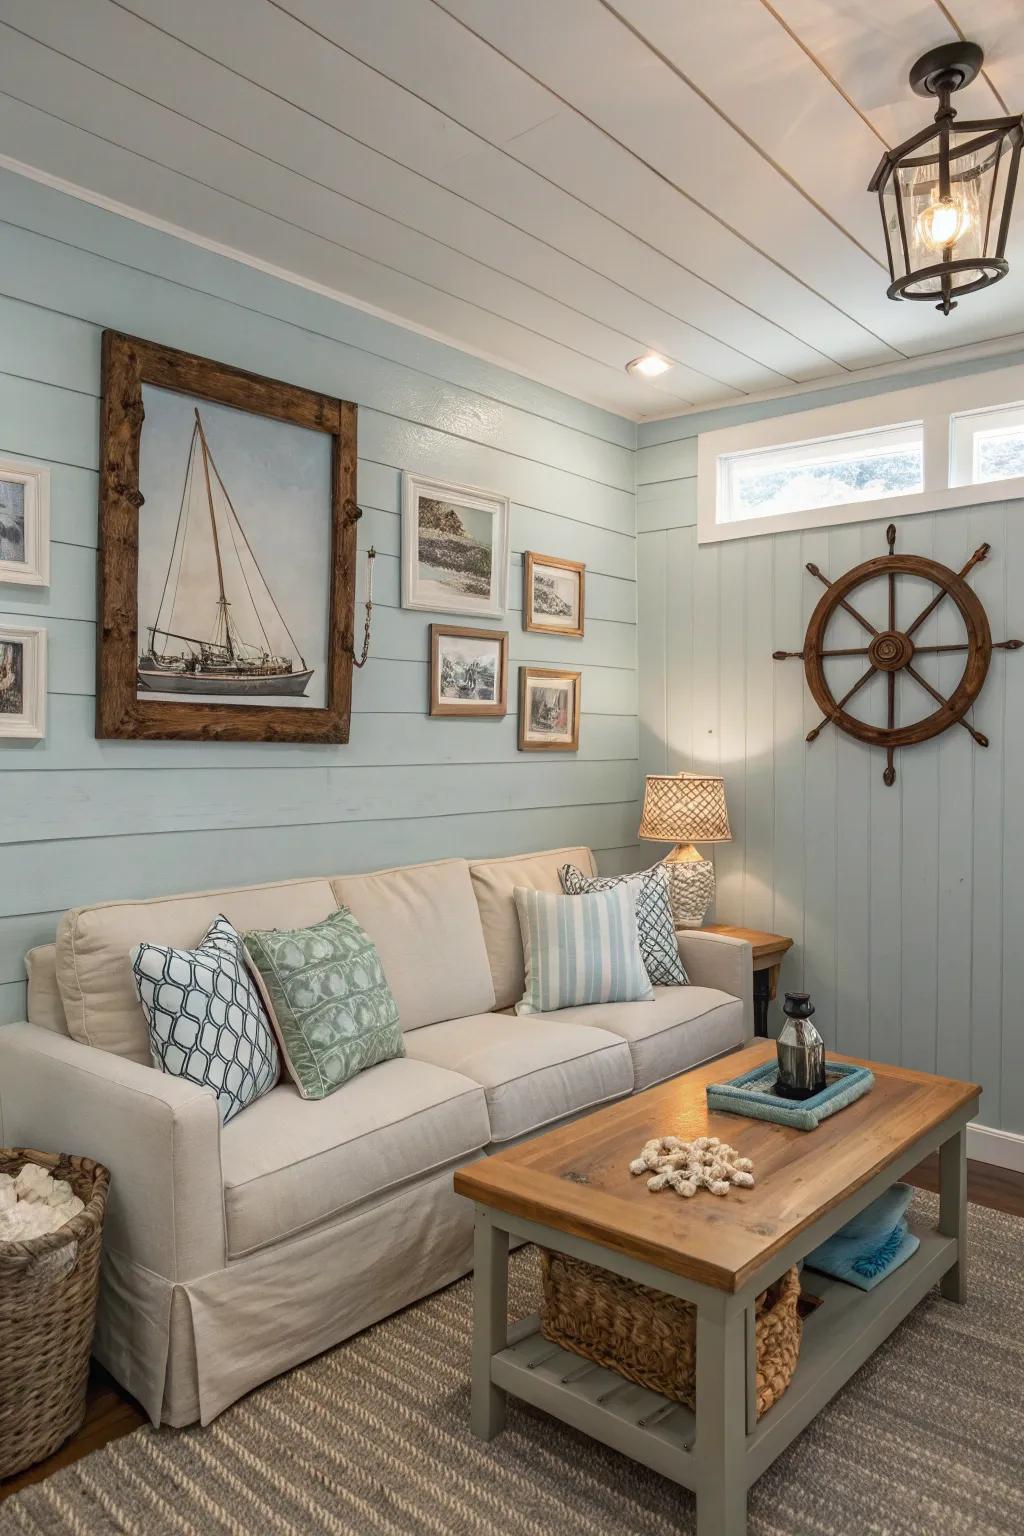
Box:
left=0, top=1022, right=225, bottom=1281
left=676, top=931, right=754, bottom=1037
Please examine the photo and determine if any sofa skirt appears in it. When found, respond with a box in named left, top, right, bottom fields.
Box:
left=93, top=1159, right=482, bottom=1427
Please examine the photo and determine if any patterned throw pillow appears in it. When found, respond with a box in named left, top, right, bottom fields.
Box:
left=244, top=909, right=403, bottom=1100
left=559, top=864, right=689, bottom=987
left=131, top=915, right=280, bottom=1124
left=513, top=884, right=655, bottom=1016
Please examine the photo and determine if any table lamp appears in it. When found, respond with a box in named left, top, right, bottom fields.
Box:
left=638, top=773, right=732, bottom=927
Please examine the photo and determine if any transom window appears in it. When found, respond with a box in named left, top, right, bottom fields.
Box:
left=720, top=424, right=923, bottom=524
left=697, top=359, right=1024, bottom=543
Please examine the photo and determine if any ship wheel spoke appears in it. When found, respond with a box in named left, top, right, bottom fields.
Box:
left=819, top=646, right=871, bottom=658
left=906, top=642, right=970, bottom=655
left=806, top=664, right=878, bottom=742
left=904, top=663, right=989, bottom=746
left=806, top=563, right=878, bottom=636
left=888, top=568, right=896, bottom=632
left=904, top=543, right=991, bottom=640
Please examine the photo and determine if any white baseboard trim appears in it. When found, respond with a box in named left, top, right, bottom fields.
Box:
left=966, top=1122, right=1024, bottom=1174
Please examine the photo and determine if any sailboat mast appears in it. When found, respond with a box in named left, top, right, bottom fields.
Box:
left=193, top=408, right=234, bottom=658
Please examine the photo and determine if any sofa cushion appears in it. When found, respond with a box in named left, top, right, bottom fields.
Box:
left=469, top=846, right=596, bottom=1010
left=26, top=945, right=68, bottom=1035
left=547, top=986, right=745, bottom=1091
left=403, top=1012, right=632, bottom=1143
left=332, top=859, right=494, bottom=1031
left=220, top=1056, right=489, bottom=1258
left=56, top=878, right=339, bottom=1064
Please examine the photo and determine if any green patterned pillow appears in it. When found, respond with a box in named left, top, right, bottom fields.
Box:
left=244, top=909, right=403, bottom=1099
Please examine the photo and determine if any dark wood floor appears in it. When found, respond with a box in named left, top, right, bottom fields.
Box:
left=2, top=1155, right=1021, bottom=1504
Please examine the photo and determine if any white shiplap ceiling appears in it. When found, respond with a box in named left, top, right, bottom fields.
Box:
left=2, top=0, right=1024, bottom=419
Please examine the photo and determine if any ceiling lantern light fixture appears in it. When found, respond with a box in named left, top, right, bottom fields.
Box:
left=869, top=42, right=1023, bottom=316
left=626, top=352, right=672, bottom=378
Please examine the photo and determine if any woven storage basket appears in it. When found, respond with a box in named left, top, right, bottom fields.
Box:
left=0, top=1148, right=110, bottom=1479
left=540, top=1250, right=802, bottom=1418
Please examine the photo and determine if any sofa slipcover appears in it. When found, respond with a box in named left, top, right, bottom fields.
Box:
left=221, top=1057, right=489, bottom=1258
left=548, top=986, right=746, bottom=1090
left=403, top=1012, right=632, bottom=1143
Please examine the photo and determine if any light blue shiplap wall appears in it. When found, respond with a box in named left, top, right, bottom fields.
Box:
left=0, top=169, right=641, bottom=1025
left=637, top=352, right=1024, bottom=1134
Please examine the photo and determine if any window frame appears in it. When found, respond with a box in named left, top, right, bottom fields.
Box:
left=697, top=361, right=1024, bottom=544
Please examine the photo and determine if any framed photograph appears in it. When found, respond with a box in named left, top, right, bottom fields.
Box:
left=402, top=472, right=510, bottom=618
left=518, top=665, right=581, bottom=752
left=429, top=624, right=508, bottom=717
left=524, top=551, right=584, bottom=637
left=0, top=457, right=50, bottom=587
left=0, top=622, right=46, bottom=740
left=97, top=331, right=358, bottom=742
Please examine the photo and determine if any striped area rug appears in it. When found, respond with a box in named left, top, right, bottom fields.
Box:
left=3, top=1194, right=1023, bottom=1536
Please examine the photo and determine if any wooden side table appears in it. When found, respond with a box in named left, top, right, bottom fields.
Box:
left=703, top=925, right=794, bottom=1039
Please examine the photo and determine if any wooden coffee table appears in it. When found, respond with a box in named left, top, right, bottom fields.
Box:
left=455, top=1042, right=979, bottom=1536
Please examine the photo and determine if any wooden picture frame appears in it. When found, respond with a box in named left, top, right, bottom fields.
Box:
left=0, top=621, right=47, bottom=740
left=523, top=551, right=585, bottom=637
left=402, top=472, right=510, bottom=618
left=518, top=665, right=581, bottom=752
left=0, top=457, right=50, bottom=588
left=97, top=330, right=358, bottom=742
left=429, top=624, right=508, bottom=717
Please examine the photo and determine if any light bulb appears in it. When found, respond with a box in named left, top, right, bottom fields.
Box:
left=915, top=194, right=971, bottom=253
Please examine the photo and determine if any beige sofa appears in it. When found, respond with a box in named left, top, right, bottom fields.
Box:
left=0, top=846, right=751, bottom=1427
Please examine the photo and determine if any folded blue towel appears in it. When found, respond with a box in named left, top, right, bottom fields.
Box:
left=805, top=1184, right=920, bottom=1291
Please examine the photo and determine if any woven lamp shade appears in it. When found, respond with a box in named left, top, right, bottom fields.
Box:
left=638, top=774, right=732, bottom=844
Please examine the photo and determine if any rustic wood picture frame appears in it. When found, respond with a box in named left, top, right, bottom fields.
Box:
left=429, top=624, right=508, bottom=717
left=518, top=665, right=581, bottom=752
left=523, top=551, right=585, bottom=638
left=97, top=331, right=358, bottom=742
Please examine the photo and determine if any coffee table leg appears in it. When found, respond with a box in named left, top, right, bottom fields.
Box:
left=470, top=1212, right=509, bottom=1439
left=695, top=1299, right=748, bottom=1536
left=939, top=1126, right=968, bottom=1303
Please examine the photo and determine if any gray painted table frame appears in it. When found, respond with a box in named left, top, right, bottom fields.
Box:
left=468, top=1102, right=974, bottom=1536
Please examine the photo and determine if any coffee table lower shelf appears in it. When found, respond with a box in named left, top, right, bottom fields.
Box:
left=492, top=1228, right=955, bottom=1494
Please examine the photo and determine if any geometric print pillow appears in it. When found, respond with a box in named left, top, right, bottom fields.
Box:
left=559, top=863, right=689, bottom=988
left=131, top=915, right=280, bottom=1124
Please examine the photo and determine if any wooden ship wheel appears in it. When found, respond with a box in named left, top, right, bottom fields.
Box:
left=773, top=524, right=1021, bottom=785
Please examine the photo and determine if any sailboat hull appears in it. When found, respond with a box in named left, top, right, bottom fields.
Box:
left=138, top=667, right=314, bottom=698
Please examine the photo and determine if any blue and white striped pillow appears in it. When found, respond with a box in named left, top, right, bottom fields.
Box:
left=513, top=884, right=655, bottom=1016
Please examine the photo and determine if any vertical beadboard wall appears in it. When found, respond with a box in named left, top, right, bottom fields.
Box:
left=0, top=169, right=641, bottom=1025
left=637, top=353, right=1024, bottom=1134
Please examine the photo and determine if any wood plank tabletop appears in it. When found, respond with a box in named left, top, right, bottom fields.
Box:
left=454, top=1043, right=979, bottom=1292
left=703, top=924, right=794, bottom=960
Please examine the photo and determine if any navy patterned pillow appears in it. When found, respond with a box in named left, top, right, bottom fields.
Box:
left=131, top=915, right=280, bottom=1123
left=559, top=864, right=689, bottom=988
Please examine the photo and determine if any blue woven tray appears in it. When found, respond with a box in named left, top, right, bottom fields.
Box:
left=706, top=1060, right=874, bottom=1131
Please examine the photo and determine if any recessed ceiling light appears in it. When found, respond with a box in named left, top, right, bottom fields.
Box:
left=626, top=352, right=672, bottom=378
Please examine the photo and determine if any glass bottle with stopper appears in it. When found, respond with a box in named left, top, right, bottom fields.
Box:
left=775, top=993, right=826, bottom=1101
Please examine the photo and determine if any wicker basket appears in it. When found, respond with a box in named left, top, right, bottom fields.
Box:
left=0, top=1148, right=111, bottom=1479
left=540, top=1250, right=802, bottom=1418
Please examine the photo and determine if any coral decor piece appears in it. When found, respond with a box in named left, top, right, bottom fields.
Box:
left=0, top=1165, right=85, bottom=1241
left=629, top=1135, right=755, bottom=1198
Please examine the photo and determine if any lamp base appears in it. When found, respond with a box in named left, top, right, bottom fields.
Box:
left=660, top=845, right=715, bottom=927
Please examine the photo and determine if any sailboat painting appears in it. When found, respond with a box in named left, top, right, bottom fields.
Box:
left=136, top=386, right=331, bottom=710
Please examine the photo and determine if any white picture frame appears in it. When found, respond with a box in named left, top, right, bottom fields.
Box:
left=402, top=472, right=510, bottom=619
left=0, top=622, right=47, bottom=740
left=0, top=457, right=50, bottom=587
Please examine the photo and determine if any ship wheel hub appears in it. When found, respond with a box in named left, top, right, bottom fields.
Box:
left=868, top=629, right=915, bottom=672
